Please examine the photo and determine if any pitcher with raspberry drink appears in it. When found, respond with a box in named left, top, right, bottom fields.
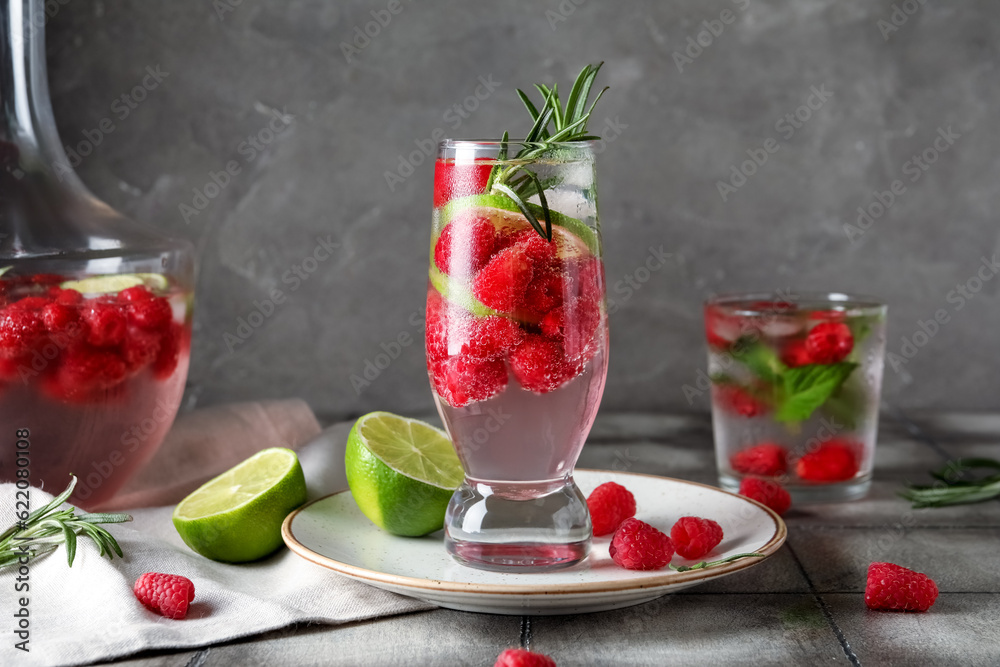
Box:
left=427, top=65, right=609, bottom=570
left=0, top=0, right=194, bottom=508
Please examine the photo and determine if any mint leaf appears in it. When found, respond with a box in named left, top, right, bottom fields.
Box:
left=775, top=362, right=858, bottom=423
left=731, top=338, right=786, bottom=383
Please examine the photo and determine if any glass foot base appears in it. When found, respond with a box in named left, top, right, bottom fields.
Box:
left=720, top=473, right=872, bottom=504
left=444, top=476, right=591, bottom=572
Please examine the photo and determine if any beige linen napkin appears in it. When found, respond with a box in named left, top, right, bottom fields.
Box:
left=1, top=419, right=433, bottom=667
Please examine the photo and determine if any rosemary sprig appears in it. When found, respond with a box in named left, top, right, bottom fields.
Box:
left=901, top=458, right=1000, bottom=508
left=488, top=62, right=609, bottom=241
left=669, top=552, right=766, bottom=572
left=0, top=475, right=131, bottom=569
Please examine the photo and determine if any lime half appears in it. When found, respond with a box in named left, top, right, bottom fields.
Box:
left=172, top=447, right=307, bottom=562
left=61, top=272, right=169, bottom=295
left=345, top=412, right=462, bottom=537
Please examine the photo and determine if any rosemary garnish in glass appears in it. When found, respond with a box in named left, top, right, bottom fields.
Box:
left=487, top=62, right=608, bottom=241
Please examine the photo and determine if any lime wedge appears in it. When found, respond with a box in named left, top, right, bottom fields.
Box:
left=172, top=447, right=307, bottom=562
left=61, top=272, right=169, bottom=295
left=345, top=412, right=463, bottom=537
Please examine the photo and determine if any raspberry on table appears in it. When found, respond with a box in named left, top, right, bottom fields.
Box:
left=494, top=648, right=557, bottom=667
left=609, top=518, right=675, bottom=571
left=509, top=334, right=582, bottom=394
left=730, top=442, right=788, bottom=477
left=804, top=321, right=854, bottom=364
left=670, top=516, right=724, bottom=560
left=473, top=245, right=534, bottom=313
left=586, top=481, right=637, bottom=536
left=432, top=355, right=508, bottom=407
left=133, top=572, right=195, bottom=620
left=796, top=440, right=859, bottom=483
left=434, top=214, right=500, bottom=277
left=739, top=477, right=791, bottom=516
left=865, top=562, right=938, bottom=612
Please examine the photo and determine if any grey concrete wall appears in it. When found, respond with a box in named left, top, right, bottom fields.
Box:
left=45, top=0, right=1000, bottom=420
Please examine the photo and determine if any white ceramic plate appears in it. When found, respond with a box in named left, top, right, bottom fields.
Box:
left=282, top=470, right=786, bottom=615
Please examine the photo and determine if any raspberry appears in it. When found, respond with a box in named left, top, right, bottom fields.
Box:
left=670, top=516, right=724, bottom=560
left=586, top=482, right=637, bottom=536
left=8, top=296, right=52, bottom=311
left=705, top=306, right=742, bottom=350
left=54, top=288, right=84, bottom=305
left=461, top=316, right=524, bottom=361
left=0, top=307, right=46, bottom=355
left=513, top=230, right=557, bottom=272
left=713, top=384, right=769, bottom=417
left=153, top=322, right=182, bottom=379
left=118, top=285, right=154, bottom=303
left=739, top=477, right=791, bottom=516
left=133, top=572, right=195, bottom=620
left=41, top=302, right=79, bottom=334
left=128, top=296, right=173, bottom=331
left=796, top=440, right=859, bottom=482
left=609, top=518, right=674, bottom=571
left=425, top=291, right=449, bottom=367
left=509, top=334, right=583, bottom=393
left=434, top=214, right=500, bottom=277
left=730, top=442, right=788, bottom=476
left=522, top=270, right=565, bottom=316
left=780, top=339, right=813, bottom=368
left=122, top=326, right=162, bottom=372
left=865, top=562, right=938, bottom=612
left=571, top=256, right=603, bottom=303
left=804, top=322, right=853, bottom=364
left=494, top=648, right=557, bottom=667
left=473, top=245, right=534, bottom=313
left=432, top=356, right=507, bottom=407
left=433, top=159, right=492, bottom=208
left=539, top=297, right=601, bottom=363
left=82, top=302, right=126, bottom=348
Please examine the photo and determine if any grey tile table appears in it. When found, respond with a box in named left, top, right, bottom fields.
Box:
left=103, top=411, right=1000, bottom=666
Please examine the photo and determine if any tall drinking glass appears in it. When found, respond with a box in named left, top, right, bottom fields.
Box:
left=426, top=140, right=608, bottom=571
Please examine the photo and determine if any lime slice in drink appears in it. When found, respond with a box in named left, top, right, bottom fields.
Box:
left=345, top=412, right=463, bottom=537
left=437, top=193, right=600, bottom=257
left=172, top=447, right=308, bottom=562
left=61, top=272, right=169, bottom=295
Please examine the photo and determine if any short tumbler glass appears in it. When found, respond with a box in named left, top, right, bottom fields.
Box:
left=426, top=140, right=608, bottom=571
left=705, top=293, right=887, bottom=503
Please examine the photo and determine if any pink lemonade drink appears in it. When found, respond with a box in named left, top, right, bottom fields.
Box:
left=705, top=294, right=887, bottom=503
left=0, top=274, right=191, bottom=508
left=427, top=140, right=608, bottom=571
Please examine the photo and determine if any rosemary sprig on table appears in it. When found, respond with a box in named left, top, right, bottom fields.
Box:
left=487, top=62, right=609, bottom=241
left=900, top=458, right=1000, bottom=508
left=0, top=475, right=131, bottom=569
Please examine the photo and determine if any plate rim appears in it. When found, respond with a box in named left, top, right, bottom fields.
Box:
left=281, top=469, right=787, bottom=596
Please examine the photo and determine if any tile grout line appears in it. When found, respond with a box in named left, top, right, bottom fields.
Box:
left=786, top=543, right=862, bottom=667
left=519, top=616, right=531, bottom=650
left=184, top=648, right=210, bottom=667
